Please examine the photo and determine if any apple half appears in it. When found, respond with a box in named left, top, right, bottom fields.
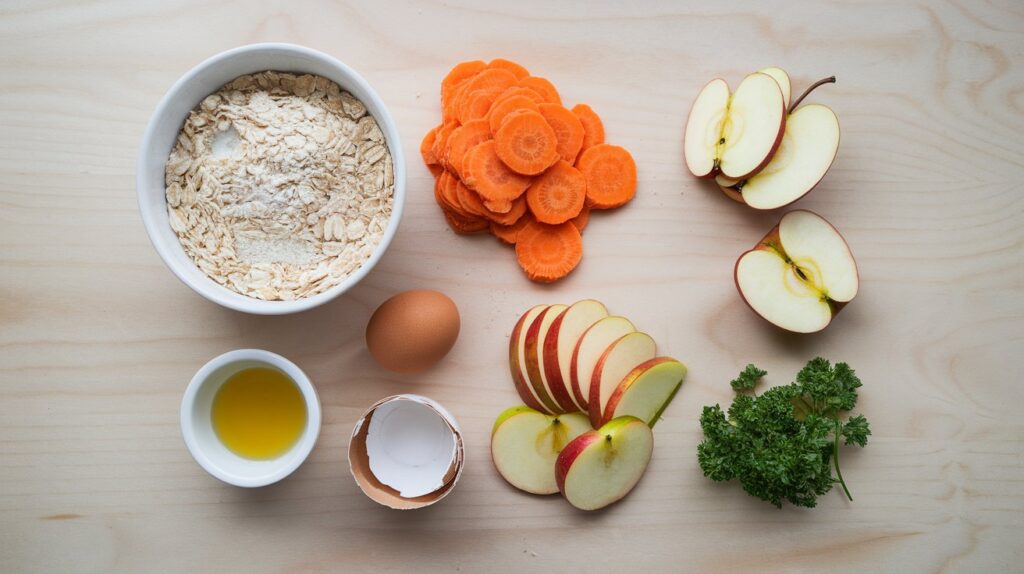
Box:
left=543, top=299, right=609, bottom=412
left=684, top=72, right=786, bottom=180
left=570, top=316, right=636, bottom=410
left=508, top=305, right=552, bottom=413
left=735, top=210, right=859, bottom=333
left=588, top=332, right=657, bottom=427
left=600, top=357, right=686, bottom=427
left=491, top=406, right=591, bottom=495
left=555, top=416, right=654, bottom=511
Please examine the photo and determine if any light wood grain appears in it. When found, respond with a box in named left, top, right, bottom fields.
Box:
left=1, top=0, right=1022, bottom=572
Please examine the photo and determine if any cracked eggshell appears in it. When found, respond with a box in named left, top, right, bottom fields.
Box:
left=348, top=394, right=464, bottom=509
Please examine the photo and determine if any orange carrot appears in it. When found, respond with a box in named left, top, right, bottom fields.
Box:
left=444, top=209, right=489, bottom=234
left=488, top=58, right=530, bottom=80
left=519, top=76, right=562, bottom=105
left=570, top=203, right=591, bottom=233
left=494, top=111, right=560, bottom=175
left=432, top=122, right=458, bottom=169
left=575, top=144, right=637, bottom=209
left=462, top=140, right=533, bottom=203
left=463, top=68, right=519, bottom=98
left=491, top=211, right=534, bottom=244
left=514, top=220, right=583, bottom=282
left=526, top=160, right=586, bottom=224
left=571, top=104, right=605, bottom=152
left=460, top=90, right=502, bottom=123
left=493, top=86, right=546, bottom=106
left=441, top=60, right=487, bottom=102
left=446, top=120, right=492, bottom=177
left=537, top=104, right=585, bottom=164
left=487, top=94, right=540, bottom=134
left=455, top=178, right=488, bottom=217
left=483, top=194, right=527, bottom=226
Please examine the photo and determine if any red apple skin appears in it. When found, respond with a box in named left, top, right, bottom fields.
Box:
left=541, top=308, right=584, bottom=413
left=733, top=209, right=859, bottom=332
left=568, top=323, right=595, bottom=409
left=600, top=357, right=678, bottom=426
left=587, top=334, right=635, bottom=427
left=509, top=308, right=548, bottom=413
left=554, top=430, right=600, bottom=493
left=523, top=307, right=564, bottom=414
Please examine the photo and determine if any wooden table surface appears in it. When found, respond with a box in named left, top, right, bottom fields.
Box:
left=2, top=1, right=1022, bottom=572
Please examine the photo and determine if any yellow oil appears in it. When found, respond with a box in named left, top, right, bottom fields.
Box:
left=211, top=367, right=307, bottom=460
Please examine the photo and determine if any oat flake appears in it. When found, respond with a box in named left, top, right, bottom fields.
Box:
left=164, top=71, right=394, bottom=301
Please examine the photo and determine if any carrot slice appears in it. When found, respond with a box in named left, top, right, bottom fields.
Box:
left=526, top=160, right=586, bottom=224
left=493, top=86, right=546, bottom=106
left=519, top=76, right=562, bottom=105
left=491, top=211, right=534, bottom=244
left=455, top=178, right=488, bottom=217
left=446, top=120, right=492, bottom=177
left=571, top=104, right=605, bottom=152
left=435, top=171, right=468, bottom=217
left=432, top=123, right=458, bottom=169
left=444, top=209, right=489, bottom=234
left=441, top=60, right=487, bottom=102
left=514, top=220, right=583, bottom=282
left=488, top=58, right=530, bottom=80
left=487, top=95, right=540, bottom=134
left=570, top=203, right=591, bottom=233
left=494, top=111, right=560, bottom=175
left=460, top=90, right=502, bottom=123
left=463, top=68, right=518, bottom=99
left=462, top=140, right=533, bottom=203
left=421, top=126, right=439, bottom=164
left=483, top=194, right=527, bottom=226
left=575, top=144, right=637, bottom=209
left=537, top=104, right=585, bottom=164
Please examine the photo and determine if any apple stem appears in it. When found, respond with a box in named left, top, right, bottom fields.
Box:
left=789, top=76, right=836, bottom=113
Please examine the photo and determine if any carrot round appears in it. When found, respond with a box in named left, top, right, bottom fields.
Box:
left=446, top=120, right=492, bottom=177
left=571, top=203, right=591, bottom=233
left=575, top=144, right=637, bottom=209
left=519, top=76, right=561, bottom=105
left=455, top=178, right=489, bottom=217
left=487, top=95, right=540, bottom=134
left=571, top=104, right=605, bottom=152
left=421, top=125, right=440, bottom=165
left=494, top=111, right=560, bottom=175
left=441, top=60, right=487, bottom=102
left=432, top=122, right=458, bottom=169
left=491, top=211, right=534, bottom=245
left=460, top=90, right=502, bottom=123
left=462, top=140, right=533, bottom=203
left=463, top=68, right=518, bottom=98
left=538, top=104, right=585, bottom=164
left=444, top=209, right=489, bottom=234
left=483, top=194, right=527, bottom=226
left=488, top=58, right=530, bottom=80
left=493, top=86, right=546, bottom=106
left=514, top=220, right=583, bottom=282
left=526, top=160, right=586, bottom=224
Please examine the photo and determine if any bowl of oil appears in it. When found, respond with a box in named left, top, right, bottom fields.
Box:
left=181, top=349, right=321, bottom=487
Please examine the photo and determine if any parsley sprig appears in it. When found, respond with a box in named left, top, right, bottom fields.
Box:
left=697, top=358, right=870, bottom=508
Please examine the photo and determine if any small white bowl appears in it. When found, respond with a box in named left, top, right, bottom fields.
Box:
left=137, top=43, right=406, bottom=315
left=180, top=349, right=321, bottom=487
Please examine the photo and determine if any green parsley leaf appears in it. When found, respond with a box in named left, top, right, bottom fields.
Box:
left=697, top=357, right=870, bottom=508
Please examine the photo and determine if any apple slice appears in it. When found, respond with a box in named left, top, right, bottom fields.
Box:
left=716, top=76, right=840, bottom=210
left=491, top=406, right=591, bottom=495
left=555, top=416, right=654, bottom=510
left=523, top=304, right=568, bottom=413
left=735, top=210, right=859, bottom=333
left=601, top=357, right=687, bottom=427
left=684, top=72, right=786, bottom=180
left=569, top=316, right=636, bottom=410
left=758, top=67, right=791, bottom=110
left=543, top=299, right=609, bottom=412
left=509, top=305, right=552, bottom=413
left=588, top=332, right=657, bottom=427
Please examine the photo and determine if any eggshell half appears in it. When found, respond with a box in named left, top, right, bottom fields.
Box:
left=348, top=394, right=465, bottom=509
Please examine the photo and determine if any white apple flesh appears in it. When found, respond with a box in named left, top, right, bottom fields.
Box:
left=491, top=406, right=591, bottom=495
left=758, top=67, right=791, bottom=110
left=570, top=316, right=636, bottom=410
left=735, top=210, right=859, bottom=333
left=555, top=416, right=654, bottom=511
left=543, top=300, right=609, bottom=412
left=601, top=357, right=687, bottom=427
left=588, top=332, right=657, bottom=427
left=684, top=72, right=786, bottom=180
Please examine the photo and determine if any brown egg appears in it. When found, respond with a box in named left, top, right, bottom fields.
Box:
left=366, top=289, right=460, bottom=373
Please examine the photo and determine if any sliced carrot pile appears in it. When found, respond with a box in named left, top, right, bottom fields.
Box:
left=526, top=160, right=586, bottom=224
left=576, top=144, right=637, bottom=209
left=515, top=220, right=583, bottom=283
left=424, top=59, right=638, bottom=282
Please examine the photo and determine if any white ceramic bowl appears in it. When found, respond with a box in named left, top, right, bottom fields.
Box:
left=137, top=43, right=406, bottom=315
left=180, top=349, right=321, bottom=487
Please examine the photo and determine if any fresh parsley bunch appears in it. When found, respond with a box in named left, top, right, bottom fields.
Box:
left=698, top=358, right=870, bottom=508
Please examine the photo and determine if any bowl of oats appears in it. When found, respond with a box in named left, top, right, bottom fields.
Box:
left=137, top=43, right=405, bottom=314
